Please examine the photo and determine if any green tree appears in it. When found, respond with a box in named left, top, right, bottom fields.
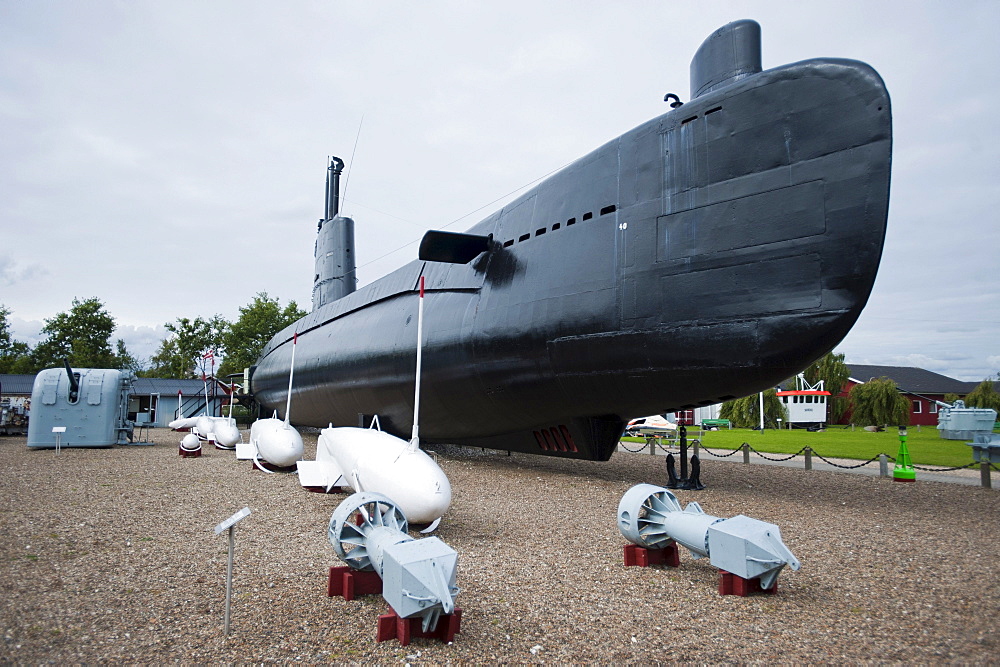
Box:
left=802, top=351, right=851, bottom=423
left=218, top=293, right=305, bottom=377
left=31, top=297, right=121, bottom=370
left=720, top=388, right=787, bottom=428
left=943, top=392, right=961, bottom=405
left=964, top=379, right=1000, bottom=413
left=115, top=339, right=144, bottom=374
left=0, top=304, right=10, bottom=352
left=848, top=377, right=910, bottom=427
left=147, top=315, right=227, bottom=379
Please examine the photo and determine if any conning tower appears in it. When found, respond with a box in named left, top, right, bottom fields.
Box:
left=312, top=156, right=357, bottom=310
left=690, top=19, right=762, bottom=99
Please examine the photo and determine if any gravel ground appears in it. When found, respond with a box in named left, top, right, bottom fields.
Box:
left=2, top=428, right=998, bottom=664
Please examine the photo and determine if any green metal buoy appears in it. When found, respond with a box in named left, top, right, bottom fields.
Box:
left=893, top=426, right=916, bottom=482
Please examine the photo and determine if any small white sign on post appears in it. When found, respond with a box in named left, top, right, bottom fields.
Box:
left=214, top=507, right=251, bottom=535
left=213, top=507, right=251, bottom=636
left=52, top=426, right=66, bottom=454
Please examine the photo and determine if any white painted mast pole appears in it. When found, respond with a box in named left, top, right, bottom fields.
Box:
left=759, top=391, right=765, bottom=431
left=284, top=333, right=298, bottom=427
left=202, top=353, right=211, bottom=415
left=410, top=276, right=425, bottom=448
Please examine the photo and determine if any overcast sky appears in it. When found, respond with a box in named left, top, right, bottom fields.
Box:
left=2, top=1, right=998, bottom=381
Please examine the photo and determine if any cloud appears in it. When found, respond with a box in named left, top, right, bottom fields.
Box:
left=113, top=324, right=168, bottom=363
left=0, top=255, right=46, bottom=286
left=8, top=317, right=43, bottom=346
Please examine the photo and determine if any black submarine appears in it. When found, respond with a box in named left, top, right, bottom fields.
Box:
left=250, top=20, right=891, bottom=461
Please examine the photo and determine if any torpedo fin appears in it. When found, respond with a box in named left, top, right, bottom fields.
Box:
left=419, top=517, right=442, bottom=534
left=296, top=459, right=345, bottom=491
left=253, top=452, right=276, bottom=474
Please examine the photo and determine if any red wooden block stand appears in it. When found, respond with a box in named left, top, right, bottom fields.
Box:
left=718, top=570, right=777, bottom=597
left=303, top=485, right=348, bottom=494
left=326, top=566, right=462, bottom=645
left=376, top=607, right=462, bottom=646
left=249, top=459, right=297, bottom=473
left=327, top=565, right=383, bottom=601
left=623, top=543, right=680, bottom=568
left=178, top=445, right=202, bottom=457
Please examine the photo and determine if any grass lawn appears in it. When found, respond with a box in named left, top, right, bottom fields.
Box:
left=622, top=425, right=984, bottom=468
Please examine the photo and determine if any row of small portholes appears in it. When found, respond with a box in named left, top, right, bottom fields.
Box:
left=500, top=204, right=618, bottom=248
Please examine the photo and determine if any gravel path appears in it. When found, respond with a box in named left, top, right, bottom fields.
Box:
left=2, top=428, right=998, bottom=663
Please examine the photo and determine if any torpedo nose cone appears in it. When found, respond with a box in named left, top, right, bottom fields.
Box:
left=390, top=455, right=452, bottom=524
left=214, top=420, right=241, bottom=447
left=255, top=419, right=304, bottom=467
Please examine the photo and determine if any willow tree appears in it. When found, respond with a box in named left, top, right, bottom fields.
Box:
left=848, top=377, right=910, bottom=427
left=964, top=379, right=1000, bottom=412
left=720, top=388, right=787, bottom=428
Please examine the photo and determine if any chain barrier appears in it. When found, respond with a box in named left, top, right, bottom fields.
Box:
left=621, top=438, right=999, bottom=477
left=697, top=444, right=741, bottom=458
left=746, top=444, right=807, bottom=462
left=618, top=440, right=649, bottom=454
left=911, top=461, right=981, bottom=472
left=812, top=452, right=885, bottom=469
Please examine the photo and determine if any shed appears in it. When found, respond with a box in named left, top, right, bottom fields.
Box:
left=129, top=377, right=233, bottom=427
left=1, top=374, right=35, bottom=434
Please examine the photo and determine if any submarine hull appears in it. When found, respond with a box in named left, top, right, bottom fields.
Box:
left=252, top=54, right=891, bottom=462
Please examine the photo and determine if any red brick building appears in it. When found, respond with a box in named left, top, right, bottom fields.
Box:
left=838, top=365, right=980, bottom=426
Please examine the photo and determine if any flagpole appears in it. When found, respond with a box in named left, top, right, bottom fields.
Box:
left=202, top=351, right=214, bottom=416
left=285, top=333, right=297, bottom=426
left=410, top=276, right=425, bottom=448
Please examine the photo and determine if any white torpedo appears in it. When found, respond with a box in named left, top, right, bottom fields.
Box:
left=168, top=388, right=241, bottom=449
left=296, top=276, right=452, bottom=526
left=237, top=333, right=304, bottom=470
left=299, top=423, right=452, bottom=525
left=209, top=382, right=243, bottom=450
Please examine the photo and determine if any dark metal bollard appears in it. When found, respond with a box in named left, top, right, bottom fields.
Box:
left=879, top=454, right=888, bottom=477
left=981, top=462, right=992, bottom=489
left=679, top=426, right=689, bottom=481
left=742, top=443, right=750, bottom=464
left=804, top=447, right=812, bottom=471
left=666, top=453, right=679, bottom=489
